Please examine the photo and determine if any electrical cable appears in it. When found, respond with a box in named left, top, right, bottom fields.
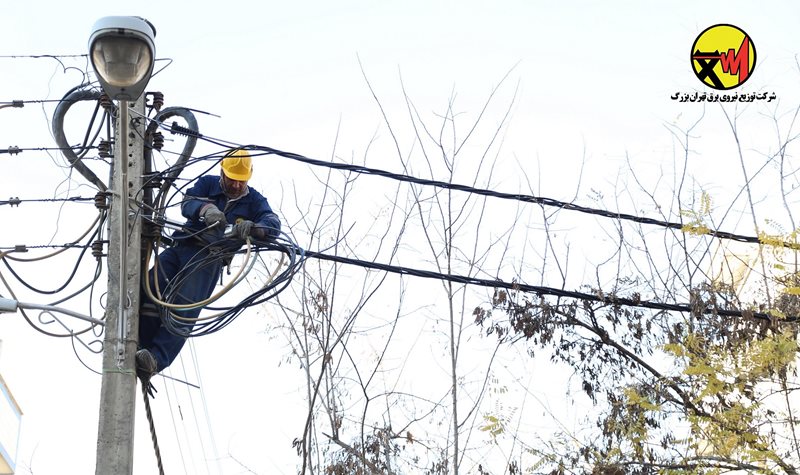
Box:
left=143, top=237, right=255, bottom=312
left=0, top=196, right=96, bottom=206
left=162, top=373, right=191, bottom=474
left=4, top=212, right=101, bottom=261
left=1, top=220, right=102, bottom=294
left=0, top=251, right=77, bottom=338
left=141, top=379, right=166, bottom=475
left=176, top=350, right=212, bottom=475
left=47, top=252, right=104, bottom=306
left=300, top=248, right=795, bottom=323
left=151, top=121, right=795, bottom=251
left=188, top=339, right=223, bottom=475
left=21, top=302, right=105, bottom=326
left=168, top=247, right=282, bottom=323
left=0, top=243, right=93, bottom=251
left=142, top=230, right=300, bottom=339
left=0, top=54, right=88, bottom=58
left=0, top=99, right=69, bottom=105
left=0, top=145, right=98, bottom=154
left=51, top=85, right=107, bottom=191
left=248, top=144, right=790, bottom=248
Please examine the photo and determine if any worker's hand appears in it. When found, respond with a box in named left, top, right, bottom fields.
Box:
left=201, top=205, right=227, bottom=228
left=232, top=220, right=254, bottom=239
left=251, top=226, right=267, bottom=240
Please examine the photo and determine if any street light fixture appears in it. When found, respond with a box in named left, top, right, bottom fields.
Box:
left=88, top=16, right=156, bottom=100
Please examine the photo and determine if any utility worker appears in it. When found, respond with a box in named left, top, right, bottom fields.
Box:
left=136, top=149, right=281, bottom=377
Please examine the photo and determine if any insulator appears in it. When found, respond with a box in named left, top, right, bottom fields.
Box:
left=97, top=140, right=112, bottom=158
left=94, top=192, right=110, bottom=210
left=91, top=240, right=107, bottom=259
left=99, top=94, right=113, bottom=111
left=152, top=131, right=164, bottom=151
left=148, top=92, right=164, bottom=112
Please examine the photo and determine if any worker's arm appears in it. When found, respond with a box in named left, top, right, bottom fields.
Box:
left=181, top=176, right=217, bottom=221
left=250, top=193, right=281, bottom=239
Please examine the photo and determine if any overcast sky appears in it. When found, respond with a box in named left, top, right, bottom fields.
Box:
left=1, top=1, right=799, bottom=474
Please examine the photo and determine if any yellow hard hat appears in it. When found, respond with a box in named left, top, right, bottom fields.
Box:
left=221, top=149, right=253, bottom=181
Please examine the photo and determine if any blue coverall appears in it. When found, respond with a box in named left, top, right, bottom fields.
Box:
left=139, top=175, right=281, bottom=371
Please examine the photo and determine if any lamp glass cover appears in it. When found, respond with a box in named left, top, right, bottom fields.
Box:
left=91, top=36, right=153, bottom=88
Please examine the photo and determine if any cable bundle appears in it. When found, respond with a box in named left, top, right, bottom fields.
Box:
left=144, top=230, right=303, bottom=338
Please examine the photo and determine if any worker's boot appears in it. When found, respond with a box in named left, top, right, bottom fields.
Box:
left=135, top=348, right=159, bottom=378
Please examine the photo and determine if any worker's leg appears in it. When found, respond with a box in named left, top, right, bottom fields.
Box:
left=141, top=245, right=221, bottom=370
left=138, top=246, right=182, bottom=356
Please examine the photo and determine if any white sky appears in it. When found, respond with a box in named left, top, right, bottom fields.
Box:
left=1, top=1, right=799, bottom=474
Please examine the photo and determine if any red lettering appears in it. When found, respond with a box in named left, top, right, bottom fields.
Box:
left=719, top=36, right=750, bottom=83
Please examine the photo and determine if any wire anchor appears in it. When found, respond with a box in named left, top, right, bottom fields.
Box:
left=170, top=121, right=202, bottom=138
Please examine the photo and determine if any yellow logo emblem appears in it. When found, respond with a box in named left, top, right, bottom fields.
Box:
left=691, top=24, right=756, bottom=90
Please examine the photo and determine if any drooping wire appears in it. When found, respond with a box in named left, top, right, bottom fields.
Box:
left=163, top=371, right=191, bottom=474
left=189, top=339, right=223, bottom=474
left=176, top=348, right=213, bottom=475
left=1, top=216, right=103, bottom=294
left=149, top=119, right=793, bottom=250
left=300, top=248, right=794, bottom=323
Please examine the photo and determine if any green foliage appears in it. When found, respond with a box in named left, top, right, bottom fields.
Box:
left=476, top=277, right=800, bottom=474
left=680, top=191, right=713, bottom=236
left=479, top=414, right=505, bottom=442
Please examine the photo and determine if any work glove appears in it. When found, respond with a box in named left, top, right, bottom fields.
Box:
left=231, top=220, right=254, bottom=239
left=201, top=205, right=227, bottom=228
left=251, top=226, right=267, bottom=240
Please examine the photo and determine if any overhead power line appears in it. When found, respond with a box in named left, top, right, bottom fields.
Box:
left=251, top=145, right=789, bottom=247
left=1, top=99, right=85, bottom=106
left=0, top=243, right=93, bottom=251
left=302, top=249, right=796, bottom=323
left=156, top=119, right=789, bottom=250
left=0, top=145, right=96, bottom=155
left=1, top=196, right=96, bottom=206
left=0, top=54, right=88, bottom=59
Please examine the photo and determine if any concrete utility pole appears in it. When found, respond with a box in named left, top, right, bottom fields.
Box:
left=95, top=96, right=146, bottom=474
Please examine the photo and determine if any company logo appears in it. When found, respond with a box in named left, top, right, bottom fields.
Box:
left=691, top=24, right=756, bottom=90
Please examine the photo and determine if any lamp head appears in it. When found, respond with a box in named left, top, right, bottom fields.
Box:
left=89, top=16, right=156, bottom=100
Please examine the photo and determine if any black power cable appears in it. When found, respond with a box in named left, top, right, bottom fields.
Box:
left=301, top=249, right=792, bottom=323
left=155, top=120, right=790, bottom=251
left=248, top=145, right=787, bottom=248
